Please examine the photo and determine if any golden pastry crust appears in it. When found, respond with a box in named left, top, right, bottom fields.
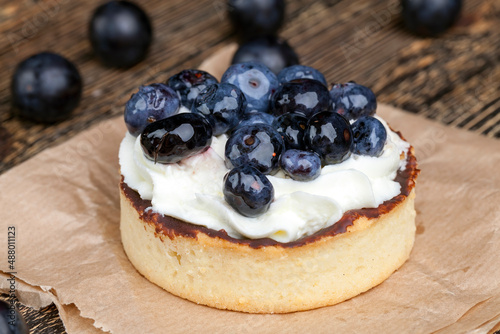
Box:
left=120, top=146, right=418, bottom=313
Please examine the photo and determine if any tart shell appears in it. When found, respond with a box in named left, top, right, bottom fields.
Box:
left=120, top=146, right=418, bottom=313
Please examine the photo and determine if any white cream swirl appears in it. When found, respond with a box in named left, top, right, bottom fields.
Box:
left=119, top=116, right=410, bottom=243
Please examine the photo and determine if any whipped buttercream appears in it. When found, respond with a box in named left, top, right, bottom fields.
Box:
left=119, top=115, right=410, bottom=242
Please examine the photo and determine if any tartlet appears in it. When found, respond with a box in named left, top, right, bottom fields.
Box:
left=119, top=137, right=418, bottom=313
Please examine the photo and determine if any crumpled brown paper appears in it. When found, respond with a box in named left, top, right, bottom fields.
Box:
left=1, top=45, right=500, bottom=334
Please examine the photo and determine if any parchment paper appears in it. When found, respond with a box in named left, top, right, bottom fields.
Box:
left=1, top=45, right=499, bottom=334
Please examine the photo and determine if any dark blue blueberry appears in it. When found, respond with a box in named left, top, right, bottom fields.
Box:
left=272, top=113, right=308, bottom=150
left=0, top=299, right=29, bottom=334
left=225, top=124, right=284, bottom=175
left=351, top=116, right=387, bottom=157
left=125, top=83, right=180, bottom=136
left=11, top=52, right=82, bottom=123
left=191, top=83, right=246, bottom=136
left=223, top=165, right=274, bottom=217
left=280, top=149, right=321, bottom=181
left=402, top=0, right=462, bottom=37
left=227, top=0, right=285, bottom=39
left=231, top=36, right=299, bottom=75
left=234, top=111, right=275, bottom=131
left=140, top=113, right=212, bottom=164
left=305, top=111, right=353, bottom=165
left=166, top=70, right=218, bottom=109
left=329, top=82, right=377, bottom=121
left=89, top=1, right=152, bottom=67
left=271, top=79, right=330, bottom=118
left=277, top=65, right=327, bottom=86
left=221, top=62, right=278, bottom=114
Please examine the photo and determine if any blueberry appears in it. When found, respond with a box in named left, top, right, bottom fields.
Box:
left=329, top=82, right=377, bottom=121
left=191, top=83, right=246, bottom=136
left=11, top=52, right=82, bottom=123
left=351, top=116, right=387, bottom=157
left=225, top=124, right=284, bottom=175
left=166, top=70, right=218, bottom=109
left=0, top=300, right=29, bottom=334
left=234, top=111, right=275, bottom=131
left=221, top=62, right=278, bottom=114
left=277, top=65, right=327, bottom=86
left=124, top=83, right=180, bottom=136
left=280, top=149, right=321, bottom=181
left=140, top=113, right=212, bottom=164
left=402, top=0, right=462, bottom=37
left=223, top=165, right=274, bottom=217
left=271, top=79, right=330, bottom=118
left=231, top=36, right=299, bottom=75
left=227, top=0, right=285, bottom=39
left=89, top=1, right=152, bottom=67
left=272, top=113, right=308, bottom=150
left=305, top=111, right=353, bottom=165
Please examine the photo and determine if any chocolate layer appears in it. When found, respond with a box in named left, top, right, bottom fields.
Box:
left=121, top=145, right=419, bottom=249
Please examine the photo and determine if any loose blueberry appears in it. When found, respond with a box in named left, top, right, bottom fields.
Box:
left=166, top=70, right=218, bottom=109
left=225, top=124, right=284, bottom=175
left=305, top=111, right=353, bottom=165
left=191, top=83, right=246, bottom=136
left=221, top=62, right=278, bottom=114
left=271, top=79, right=330, bottom=118
left=223, top=165, right=274, bottom=217
left=227, top=0, right=285, bottom=39
left=0, top=300, right=29, bottom=334
left=280, top=149, right=321, bottom=181
left=140, top=113, right=212, bottom=164
left=272, top=113, right=308, bottom=150
left=329, top=82, right=377, bottom=121
left=277, top=65, right=327, bottom=86
left=124, top=83, right=180, bottom=136
left=351, top=116, right=387, bottom=157
left=89, top=1, right=152, bottom=67
left=234, top=111, right=275, bottom=131
left=402, top=0, right=462, bottom=37
left=231, top=36, right=299, bottom=75
left=11, top=52, right=82, bottom=123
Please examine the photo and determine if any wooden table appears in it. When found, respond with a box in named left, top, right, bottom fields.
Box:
left=0, top=0, right=498, bottom=332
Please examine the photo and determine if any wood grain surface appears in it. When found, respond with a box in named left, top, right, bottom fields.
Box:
left=0, top=0, right=499, bottom=332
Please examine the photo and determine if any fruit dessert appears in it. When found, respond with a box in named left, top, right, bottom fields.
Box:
left=119, top=64, right=419, bottom=313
